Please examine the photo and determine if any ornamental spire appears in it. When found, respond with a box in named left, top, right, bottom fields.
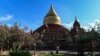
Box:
left=45, top=4, right=58, bottom=17
left=75, top=16, right=77, bottom=21
left=73, top=16, right=80, bottom=28
left=43, top=5, right=61, bottom=25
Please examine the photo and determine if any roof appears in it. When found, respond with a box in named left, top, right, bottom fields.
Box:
left=34, top=24, right=69, bottom=33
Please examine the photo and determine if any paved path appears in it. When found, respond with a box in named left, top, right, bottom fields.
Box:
left=0, top=51, right=100, bottom=56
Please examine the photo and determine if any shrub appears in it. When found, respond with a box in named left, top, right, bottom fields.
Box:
left=9, top=51, right=32, bottom=56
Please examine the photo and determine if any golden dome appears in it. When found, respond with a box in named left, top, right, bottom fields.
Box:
left=43, top=5, right=61, bottom=25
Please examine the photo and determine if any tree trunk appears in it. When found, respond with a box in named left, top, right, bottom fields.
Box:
left=34, top=43, right=36, bottom=56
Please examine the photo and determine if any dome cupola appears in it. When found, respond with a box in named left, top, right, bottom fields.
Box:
left=73, top=16, right=80, bottom=28
left=43, top=5, right=61, bottom=25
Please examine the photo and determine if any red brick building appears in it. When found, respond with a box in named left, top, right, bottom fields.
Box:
left=32, top=5, right=99, bottom=50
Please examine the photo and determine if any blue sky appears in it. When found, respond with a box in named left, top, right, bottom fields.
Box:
left=0, top=0, right=100, bottom=30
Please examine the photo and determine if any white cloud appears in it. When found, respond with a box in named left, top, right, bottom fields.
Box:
left=7, top=24, right=12, bottom=27
left=62, top=20, right=80, bottom=30
left=0, top=14, right=13, bottom=21
left=88, top=19, right=100, bottom=28
left=82, top=26, right=90, bottom=31
left=62, top=21, right=74, bottom=30
left=82, top=19, right=100, bottom=31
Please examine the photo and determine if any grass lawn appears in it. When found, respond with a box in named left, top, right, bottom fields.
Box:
left=39, top=53, right=65, bottom=56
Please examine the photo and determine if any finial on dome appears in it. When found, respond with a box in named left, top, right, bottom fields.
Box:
left=73, top=16, right=80, bottom=28
left=51, top=4, right=53, bottom=9
left=43, top=5, right=61, bottom=25
left=75, top=16, right=77, bottom=21
left=45, top=4, right=58, bottom=17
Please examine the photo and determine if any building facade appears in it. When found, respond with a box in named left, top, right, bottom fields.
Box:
left=32, top=5, right=99, bottom=50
